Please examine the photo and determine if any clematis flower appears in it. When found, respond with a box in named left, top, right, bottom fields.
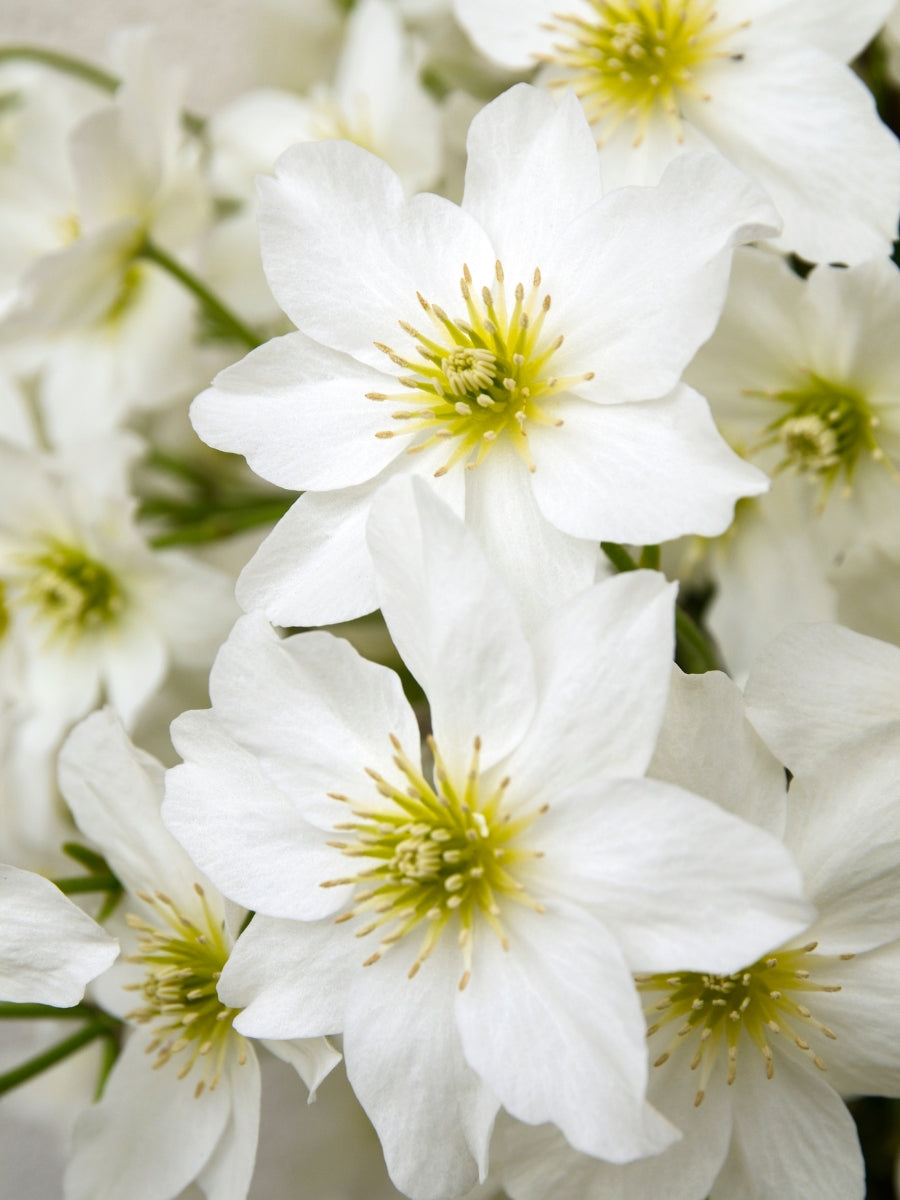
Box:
left=0, top=863, right=117, bottom=1005
left=192, top=83, right=772, bottom=629
left=163, top=478, right=812, bottom=1200
left=58, top=710, right=340, bottom=1200
left=495, top=667, right=900, bottom=1200
left=453, top=0, right=900, bottom=264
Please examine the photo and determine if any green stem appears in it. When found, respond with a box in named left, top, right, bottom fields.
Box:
left=52, top=874, right=121, bottom=895
left=138, top=239, right=261, bottom=351
left=0, top=46, right=206, bottom=136
left=0, top=1022, right=113, bottom=1095
left=0, top=44, right=118, bottom=92
left=600, top=541, right=639, bottom=574
left=148, top=499, right=295, bottom=547
left=0, top=1002, right=99, bottom=1021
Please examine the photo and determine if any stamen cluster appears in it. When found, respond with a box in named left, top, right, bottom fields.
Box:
left=754, top=373, right=896, bottom=495
left=368, top=260, right=592, bottom=476
left=322, top=735, right=546, bottom=989
left=16, top=538, right=124, bottom=640
left=638, top=940, right=850, bottom=1107
left=542, top=0, right=746, bottom=143
left=124, top=884, right=246, bottom=1098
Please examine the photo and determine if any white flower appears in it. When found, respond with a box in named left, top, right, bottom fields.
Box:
left=163, top=477, right=812, bottom=1200
left=58, top=710, right=340, bottom=1200
left=192, top=83, right=772, bottom=629
left=0, top=28, right=210, bottom=340
left=0, top=863, right=117, bottom=1005
left=453, top=0, right=900, bottom=264
left=0, top=435, right=236, bottom=742
left=495, top=667, right=900, bottom=1200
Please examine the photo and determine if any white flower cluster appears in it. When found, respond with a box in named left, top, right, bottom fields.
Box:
left=1, top=2, right=899, bottom=1199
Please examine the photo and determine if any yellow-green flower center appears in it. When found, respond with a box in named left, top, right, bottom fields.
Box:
left=322, top=735, right=546, bottom=989
left=753, top=373, right=895, bottom=495
left=369, top=260, right=593, bottom=475
left=125, top=885, right=246, bottom=1097
left=541, top=0, right=747, bottom=143
left=638, top=940, right=851, bottom=1106
left=17, top=539, right=125, bottom=641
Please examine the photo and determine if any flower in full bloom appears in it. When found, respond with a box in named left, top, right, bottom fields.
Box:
left=192, top=83, right=773, bottom=628
left=495, top=666, right=900, bottom=1200
left=163, top=477, right=812, bottom=1200
left=453, top=0, right=900, bottom=264
left=58, top=710, right=340, bottom=1200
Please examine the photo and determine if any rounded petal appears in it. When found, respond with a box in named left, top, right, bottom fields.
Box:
left=723, top=0, right=894, bottom=63
left=65, top=1032, right=233, bottom=1200
left=0, top=865, right=117, bottom=1006
left=367, top=476, right=538, bottom=777
left=529, top=779, right=815, bottom=974
left=191, top=332, right=403, bottom=491
left=344, top=933, right=500, bottom=1200
left=457, top=902, right=678, bottom=1163
left=528, top=386, right=768, bottom=544
left=225, top=915, right=359, bottom=1039
left=194, top=1048, right=262, bottom=1200
left=501, top=570, right=677, bottom=800
left=262, top=1036, right=342, bottom=1098
left=690, top=44, right=900, bottom=264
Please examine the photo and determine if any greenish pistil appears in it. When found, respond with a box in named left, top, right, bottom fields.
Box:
left=21, top=540, right=124, bottom=637
left=124, top=885, right=246, bottom=1097
left=759, top=373, right=890, bottom=491
left=638, top=940, right=851, bottom=1107
left=322, top=735, right=546, bottom=989
left=369, top=260, right=593, bottom=477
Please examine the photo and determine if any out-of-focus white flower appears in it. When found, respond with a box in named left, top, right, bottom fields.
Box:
left=497, top=667, right=900, bottom=1200
left=58, top=710, right=340, bottom=1200
left=882, top=2, right=900, bottom=86
left=454, top=0, right=900, bottom=264
left=686, top=249, right=900, bottom=672
left=193, top=83, right=772, bottom=629
left=0, top=863, right=117, bottom=1005
left=163, top=477, right=812, bottom=1200
left=0, top=28, right=210, bottom=340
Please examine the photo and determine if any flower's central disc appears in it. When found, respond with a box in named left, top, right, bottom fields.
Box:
left=753, top=373, right=896, bottom=496
left=369, top=260, right=593, bottom=476
left=125, top=885, right=245, bottom=1096
left=323, top=735, right=545, bottom=988
left=17, top=538, right=124, bottom=641
left=638, top=940, right=847, bottom=1106
left=542, top=0, right=745, bottom=143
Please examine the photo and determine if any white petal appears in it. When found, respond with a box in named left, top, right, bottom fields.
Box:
left=690, top=44, right=900, bottom=264
left=462, top=86, right=602, bottom=286
left=528, top=387, right=768, bottom=544
left=99, top=618, right=168, bottom=730
left=205, top=611, right=420, bottom=827
left=194, top=1048, right=262, bottom=1200
left=58, top=709, right=209, bottom=907
left=501, top=570, right=676, bottom=800
left=723, top=0, right=893, bottom=62
left=456, top=901, right=677, bottom=1163
left=192, top=332, right=402, bottom=490
left=650, top=669, right=788, bottom=838
left=784, top=737, right=900, bottom=953
left=262, top=1037, right=342, bottom=1098
left=65, top=1032, right=232, bottom=1200
left=462, top=436, right=600, bottom=635
left=258, top=141, right=494, bottom=367
left=0, top=865, right=117, bottom=1006
left=545, top=152, right=779, bottom=400
left=224, top=915, right=358, bottom=1039
left=745, top=623, right=900, bottom=776
left=454, top=0, right=562, bottom=68
left=165, top=711, right=350, bottom=921
left=367, top=476, right=538, bottom=777
left=530, top=780, right=814, bottom=974
left=344, top=933, right=499, bottom=1200
left=712, top=1051, right=864, bottom=1200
